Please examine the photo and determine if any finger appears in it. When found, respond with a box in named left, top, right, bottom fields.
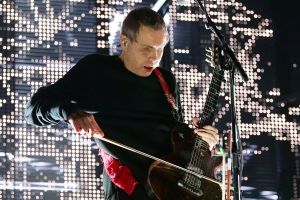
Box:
left=197, top=131, right=218, bottom=142
left=86, top=127, right=93, bottom=137
left=70, top=119, right=83, bottom=133
left=69, top=111, right=104, bottom=137
left=202, top=125, right=218, bottom=133
left=89, top=116, right=104, bottom=137
left=79, top=117, right=92, bottom=135
left=191, top=118, right=199, bottom=126
left=71, top=117, right=91, bottom=136
left=197, top=126, right=219, bottom=139
left=201, top=135, right=214, bottom=145
left=195, top=130, right=219, bottom=144
left=83, top=114, right=103, bottom=137
left=195, top=128, right=219, bottom=141
left=198, top=134, right=217, bottom=150
left=68, top=111, right=89, bottom=133
left=79, top=128, right=87, bottom=136
left=198, top=134, right=214, bottom=147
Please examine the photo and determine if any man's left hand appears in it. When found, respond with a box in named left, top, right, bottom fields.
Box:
left=192, top=118, right=219, bottom=150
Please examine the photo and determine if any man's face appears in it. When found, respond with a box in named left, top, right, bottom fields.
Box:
left=120, top=25, right=169, bottom=77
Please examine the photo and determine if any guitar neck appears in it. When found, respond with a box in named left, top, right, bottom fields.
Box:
left=198, top=67, right=224, bottom=127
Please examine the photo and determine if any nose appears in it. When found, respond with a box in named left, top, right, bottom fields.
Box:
left=149, top=49, right=160, bottom=63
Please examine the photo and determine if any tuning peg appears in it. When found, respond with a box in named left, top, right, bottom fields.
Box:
left=205, top=58, right=211, bottom=63
left=205, top=58, right=214, bottom=67
left=205, top=53, right=213, bottom=60
left=205, top=48, right=213, bottom=53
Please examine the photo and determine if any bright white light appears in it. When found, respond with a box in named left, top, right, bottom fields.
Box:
left=164, top=13, right=170, bottom=26
left=0, top=181, right=78, bottom=191
left=152, top=0, right=168, bottom=12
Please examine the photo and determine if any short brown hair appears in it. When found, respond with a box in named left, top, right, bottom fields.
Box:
left=121, top=7, right=167, bottom=42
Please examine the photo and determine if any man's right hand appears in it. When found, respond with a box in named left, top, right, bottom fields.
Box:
left=68, top=110, right=104, bottom=138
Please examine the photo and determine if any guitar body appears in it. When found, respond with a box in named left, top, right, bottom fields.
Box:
left=148, top=122, right=222, bottom=200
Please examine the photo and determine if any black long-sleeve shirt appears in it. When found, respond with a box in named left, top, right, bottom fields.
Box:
left=25, top=54, right=182, bottom=183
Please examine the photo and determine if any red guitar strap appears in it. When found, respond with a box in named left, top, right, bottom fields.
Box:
left=153, top=68, right=178, bottom=110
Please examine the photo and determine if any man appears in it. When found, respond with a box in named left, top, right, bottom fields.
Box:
left=25, top=7, right=219, bottom=200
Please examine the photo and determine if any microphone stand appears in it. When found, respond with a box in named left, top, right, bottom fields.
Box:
left=193, top=0, right=248, bottom=199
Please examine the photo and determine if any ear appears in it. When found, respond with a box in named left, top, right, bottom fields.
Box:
left=120, top=34, right=128, bottom=48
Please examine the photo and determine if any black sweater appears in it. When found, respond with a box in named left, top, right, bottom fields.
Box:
left=25, top=54, right=182, bottom=182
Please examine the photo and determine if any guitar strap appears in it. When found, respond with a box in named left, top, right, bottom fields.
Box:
left=153, top=68, right=178, bottom=110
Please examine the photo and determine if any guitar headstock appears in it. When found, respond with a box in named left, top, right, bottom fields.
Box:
left=205, top=42, right=230, bottom=70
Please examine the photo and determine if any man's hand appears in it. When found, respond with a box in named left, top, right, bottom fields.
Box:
left=192, top=118, right=219, bottom=150
left=68, top=110, right=104, bottom=138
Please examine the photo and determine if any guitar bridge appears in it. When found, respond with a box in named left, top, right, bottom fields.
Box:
left=177, top=179, right=203, bottom=197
